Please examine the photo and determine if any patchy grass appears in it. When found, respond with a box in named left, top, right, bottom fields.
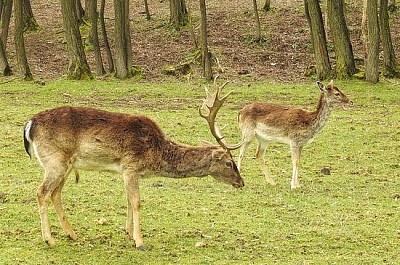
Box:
left=0, top=79, right=399, bottom=264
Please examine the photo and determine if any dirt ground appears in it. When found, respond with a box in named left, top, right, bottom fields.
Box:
left=6, top=0, right=400, bottom=82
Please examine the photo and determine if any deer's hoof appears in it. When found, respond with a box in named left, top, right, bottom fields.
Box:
left=136, top=244, right=149, bottom=251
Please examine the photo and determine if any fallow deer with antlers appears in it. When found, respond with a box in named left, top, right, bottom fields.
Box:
left=23, top=84, right=243, bottom=249
left=236, top=80, right=352, bottom=189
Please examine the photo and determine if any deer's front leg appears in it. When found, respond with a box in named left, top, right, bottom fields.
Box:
left=123, top=172, right=145, bottom=250
left=290, top=145, right=302, bottom=189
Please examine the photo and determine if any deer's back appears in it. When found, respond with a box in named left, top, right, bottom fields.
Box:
left=29, top=107, right=167, bottom=165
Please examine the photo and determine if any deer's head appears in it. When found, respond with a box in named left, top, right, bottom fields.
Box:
left=200, top=77, right=244, bottom=188
left=317, top=80, right=353, bottom=108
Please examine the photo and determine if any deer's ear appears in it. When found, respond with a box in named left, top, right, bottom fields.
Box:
left=316, top=81, right=325, bottom=91
left=211, top=149, right=225, bottom=160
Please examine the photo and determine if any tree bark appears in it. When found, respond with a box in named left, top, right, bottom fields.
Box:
left=252, top=0, right=262, bottom=42
left=304, top=0, right=332, bottom=80
left=169, top=0, right=187, bottom=30
left=23, top=0, right=39, bottom=32
left=1, top=0, right=12, bottom=47
left=365, top=0, right=380, bottom=83
left=144, top=0, right=150, bottom=20
left=0, top=38, right=11, bottom=76
left=379, top=0, right=399, bottom=77
left=60, top=0, right=92, bottom=79
left=100, top=0, right=114, bottom=73
left=199, top=0, right=212, bottom=80
left=263, top=0, right=271, bottom=11
left=14, top=0, right=32, bottom=80
left=327, top=0, right=356, bottom=78
left=87, top=0, right=105, bottom=75
left=114, top=0, right=132, bottom=79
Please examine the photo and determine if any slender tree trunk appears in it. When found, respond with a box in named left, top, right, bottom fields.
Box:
left=365, top=0, right=380, bottom=83
left=75, top=0, right=85, bottom=24
left=327, top=0, right=356, bottom=78
left=0, top=38, right=11, bottom=76
left=144, top=0, right=150, bottom=20
left=304, top=0, right=332, bottom=80
left=60, top=0, right=92, bottom=79
left=380, top=0, right=399, bottom=77
left=14, top=0, right=32, bottom=80
left=100, top=0, right=114, bottom=73
left=252, top=0, right=262, bottom=42
left=114, top=0, right=132, bottom=79
left=263, top=0, right=271, bottom=11
left=169, top=0, right=187, bottom=30
left=199, top=0, right=212, bottom=80
left=23, top=0, right=39, bottom=32
left=87, top=0, right=105, bottom=75
left=1, top=0, right=12, bottom=46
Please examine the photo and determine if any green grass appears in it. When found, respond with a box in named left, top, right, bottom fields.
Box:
left=0, top=79, right=399, bottom=264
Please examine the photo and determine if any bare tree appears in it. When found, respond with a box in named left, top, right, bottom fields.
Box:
left=263, top=0, right=271, bottom=11
left=252, top=0, right=262, bottom=42
left=60, top=0, right=92, bottom=79
left=365, top=0, right=380, bottom=83
left=14, top=0, right=32, bottom=80
left=23, top=0, right=39, bottom=32
left=99, top=0, right=114, bottom=73
left=114, top=0, right=132, bottom=78
left=199, top=0, right=212, bottom=80
left=169, top=0, right=187, bottom=30
left=304, top=0, right=332, bottom=80
left=327, top=0, right=356, bottom=78
left=380, top=0, right=400, bottom=77
left=87, top=0, right=105, bottom=75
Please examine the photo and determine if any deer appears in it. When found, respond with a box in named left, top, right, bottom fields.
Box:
left=23, top=84, right=243, bottom=250
left=236, top=80, right=352, bottom=189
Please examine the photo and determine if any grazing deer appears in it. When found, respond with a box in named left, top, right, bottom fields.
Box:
left=23, top=88, right=243, bottom=249
left=236, top=80, right=352, bottom=189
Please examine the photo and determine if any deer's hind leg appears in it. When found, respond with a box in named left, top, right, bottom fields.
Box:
left=51, top=173, right=77, bottom=241
left=37, top=155, right=73, bottom=246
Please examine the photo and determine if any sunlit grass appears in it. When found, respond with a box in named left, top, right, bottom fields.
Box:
left=0, top=79, right=399, bottom=264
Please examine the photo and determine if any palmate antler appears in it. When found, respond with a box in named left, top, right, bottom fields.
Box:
left=199, top=77, right=243, bottom=150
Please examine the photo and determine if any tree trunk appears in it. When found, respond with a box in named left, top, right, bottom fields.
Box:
left=1, top=0, right=12, bottom=47
left=87, top=0, right=105, bottom=76
left=362, top=0, right=368, bottom=65
left=252, top=0, right=262, bottom=42
left=199, top=0, right=212, bottom=80
left=144, top=0, right=150, bottom=20
left=23, top=0, right=39, bottom=32
left=304, top=0, right=332, bottom=80
left=327, top=0, right=356, bottom=78
left=263, top=0, right=271, bottom=11
left=169, top=0, right=187, bottom=30
left=365, top=0, right=380, bottom=83
left=75, top=0, right=85, bottom=24
left=14, top=0, right=32, bottom=80
left=60, top=0, right=92, bottom=79
left=379, top=0, right=399, bottom=77
left=100, top=0, right=114, bottom=73
left=114, top=0, right=132, bottom=79
left=0, top=38, right=12, bottom=76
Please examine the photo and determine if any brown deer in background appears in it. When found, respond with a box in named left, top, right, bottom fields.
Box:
left=23, top=85, right=243, bottom=249
left=236, top=80, right=352, bottom=189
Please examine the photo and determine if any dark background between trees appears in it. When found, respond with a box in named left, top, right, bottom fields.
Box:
left=0, top=0, right=399, bottom=83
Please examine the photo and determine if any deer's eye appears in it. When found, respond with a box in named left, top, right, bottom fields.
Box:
left=225, top=161, right=234, bottom=168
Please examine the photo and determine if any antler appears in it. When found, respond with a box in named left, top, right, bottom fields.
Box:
left=199, top=77, right=243, bottom=150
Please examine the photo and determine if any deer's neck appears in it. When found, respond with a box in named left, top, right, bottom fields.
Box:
left=311, top=93, right=333, bottom=134
left=156, top=141, right=216, bottom=178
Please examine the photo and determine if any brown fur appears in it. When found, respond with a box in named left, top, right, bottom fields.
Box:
left=236, top=81, right=351, bottom=189
left=24, top=106, right=244, bottom=249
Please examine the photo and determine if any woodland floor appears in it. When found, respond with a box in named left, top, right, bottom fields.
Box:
left=5, top=0, right=400, bottom=83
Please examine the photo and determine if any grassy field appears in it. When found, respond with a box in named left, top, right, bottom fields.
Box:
left=0, top=78, right=399, bottom=264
